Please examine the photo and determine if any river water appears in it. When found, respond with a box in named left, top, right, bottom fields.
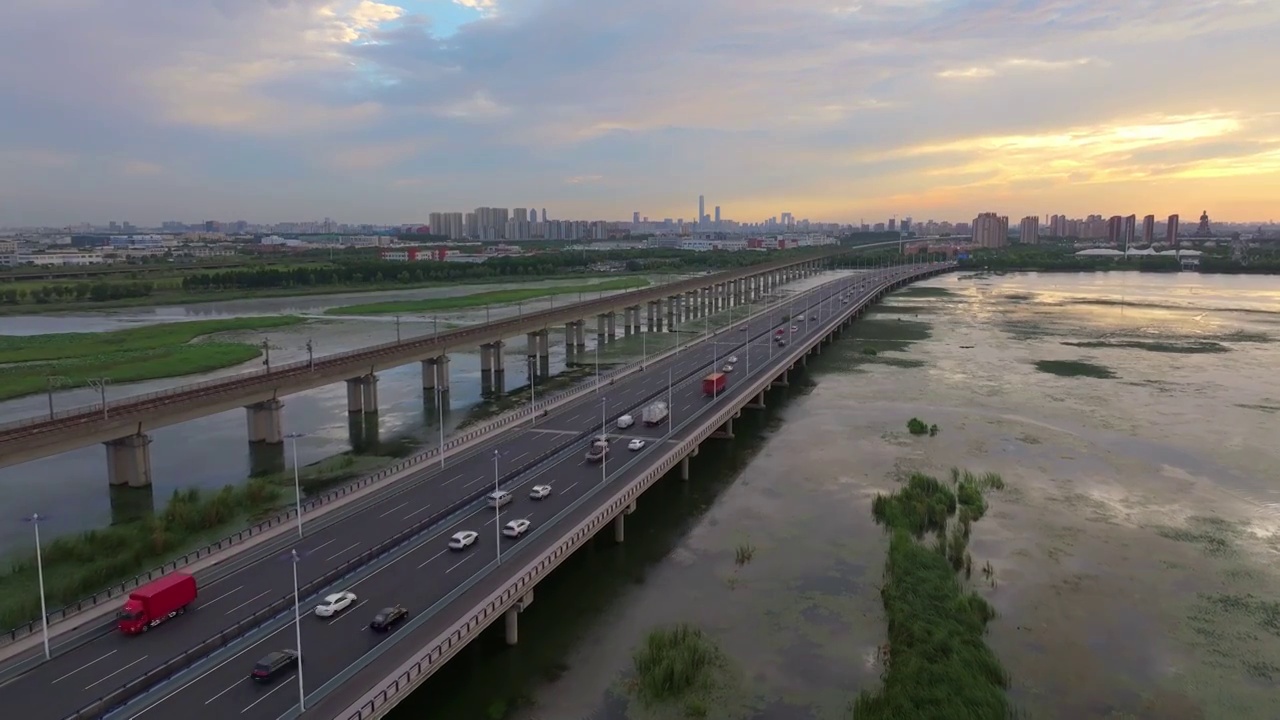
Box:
left=0, top=276, right=698, bottom=555
left=383, top=270, right=1280, bottom=720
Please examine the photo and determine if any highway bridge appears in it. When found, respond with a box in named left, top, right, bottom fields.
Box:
left=0, top=248, right=850, bottom=482
left=0, top=261, right=951, bottom=719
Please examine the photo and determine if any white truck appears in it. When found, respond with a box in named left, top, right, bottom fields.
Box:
left=642, top=401, right=670, bottom=426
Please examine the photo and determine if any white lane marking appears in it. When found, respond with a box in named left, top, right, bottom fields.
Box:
left=84, top=655, right=148, bottom=690
left=324, top=541, right=360, bottom=563
left=52, top=649, right=117, bottom=684
left=224, top=590, right=272, bottom=616
left=204, top=677, right=239, bottom=705
left=306, top=538, right=336, bottom=555
left=402, top=503, right=434, bottom=520
left=241, top=678, right=291, bottom=713
left=200, top=585, right=244, bottom=607
left=562, top=481, right=578, bottom=494
left=378, top=500, right=410, bottom=518
left=328, top=599, right=368, bottom=625
left=416, top=548, right=448, bottom=569
left=130, top=622, right=290, bottom=712
left=446, top=555, right=472, bottom=574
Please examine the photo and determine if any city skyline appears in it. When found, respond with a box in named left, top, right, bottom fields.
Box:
left=1, top=1, right=1277, bottom=226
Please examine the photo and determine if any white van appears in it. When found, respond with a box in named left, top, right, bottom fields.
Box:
left=616, top=414, right=634, bottom=429
left=486, top=490, right=513, bottom=508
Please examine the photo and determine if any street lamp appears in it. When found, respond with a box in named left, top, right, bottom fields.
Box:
left=87, top=378, right=111, bottom=420
left=305, top=339, right=314, bottom=371
left=22, top=513, right=50, bottom=660
left=492, top=451, right=502, bottom=563
left=44, top=376, right=69, bottom=420
left=666, top=368, right=674, bottom=436
left=285, top=433, right=305, bottom=538
left=260, top=339, right=272, bottom=372
left=599, top=396, right=607, bottom=484
left=527, top=356, right=536, bottom=424
left=435, top=385, right=446, bottom=470
left=290, top=549, right=306, bottom=711
left=394, top=316, right=402, bottom=343
left=594, top=337, right=600, bottom=391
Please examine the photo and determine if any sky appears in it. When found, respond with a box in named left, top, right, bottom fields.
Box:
left=1, top=0, right=1278, bottom=227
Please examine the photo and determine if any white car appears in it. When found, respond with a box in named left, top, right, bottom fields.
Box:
left=314, top=591, right=357, bottom=617
left=739, top=325, right=748, bottom=331
left=616, top=414, right=634, bottom=429
left=721, top=364, right=734, bottom=373
left=529, top=484, right=552, bottom=500
left=448, top=530, right=479, bottom=551
left=727, top=355, right=738, bottom=364
left=790, top=325, right=798, bottom=332
left=628, top=438, right=646, bottom=451
left=503, top=519, right=532, bottom=538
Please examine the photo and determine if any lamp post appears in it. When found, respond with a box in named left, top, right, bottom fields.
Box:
left=436, top=384, right=446, bottom=469
left=667, top=368, right=674, bottom=436
left=599, top=396, right=607, bottom=484
left=305, top=339, right=314, bottom=370
left=594, top=337, right=600, bottom=391
left=260, top=339, right=272, bottom=372
left=527, top=356, right=536, bottom=425
left=290, top=549, right=306, bottom=711
left=394, top=316, right=401, bottom=343
left=23, top=513, right=50, bottom=660
left=492, top=451, right=502, bottom=563
left=285, top=433, right=305, bottom=538
left=87, top=378, right=111, bottom=420
left=44, top=376, right=69, bottom=420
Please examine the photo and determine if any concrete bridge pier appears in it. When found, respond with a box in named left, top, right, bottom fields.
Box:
left=680, top=446, right=699, bottom=481
left=492, top=341, right=506, bottom=394
left=245, top=398, right=284, bottom=444
left=607, top=311, right=617, bottom=341
left=564, top=322, right=578, bottom=364
left=346, top=374, right=379, bottom=414
left=504, top=590, right=535, bottom=646
left=535, top=330, right=550, bottom=379
left=772, top=370, right=789, bottom=389
left=629, top=305, right=642, bottom=335
left=711, top=413, right=736, bottom=440
left=595, top=313, right=608, bottom=347
left=745, top=390, right=766, bottom=410
left=614, top=500, right=636, bottom=543
left=106, top=433, right=153, bottom=488
left=421, top=358, right=436, bottom=392
left=480, top=343, right=496, bottom=395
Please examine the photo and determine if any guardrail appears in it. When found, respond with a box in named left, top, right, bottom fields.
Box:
left=3, top=272, right=823, bottom=649
left=0, top=250, right=843, bottom=439
left=321, top=265, right=952, bottom=720
left=56, top=268, right=885, bottom=720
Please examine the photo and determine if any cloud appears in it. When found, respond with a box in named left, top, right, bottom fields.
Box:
left=1, top=0, right=1278, bottom=225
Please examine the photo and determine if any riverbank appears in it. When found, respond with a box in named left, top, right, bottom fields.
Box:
left=324, top=277, right=651, bottom=316
left=0, top=272, right=647, bottom=316
left=0, top=316, right=307, bottom=401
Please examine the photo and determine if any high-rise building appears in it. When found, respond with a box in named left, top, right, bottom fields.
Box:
left=1142, top=214, right=1155, bottom=245
left=1166, top=214, right=1180, bottom=245
left=632, top=211, right=640, bottom=224
left=1107, top=215, right=1123, bottom=245
left=902, top=217, right=912, bottom=234
left=541, top=208, right=548, bottom=223
left=888, top=218, right=896, bottom=232
left=1019, top=216, right=1039, bottom=244
left=698, top=196, right=705, bottom=228
left=714, top=206, right=721, bottom=227
left=973, top=212, right=1009, bottom=248
left=1123, top=214, right=1136, bottom=251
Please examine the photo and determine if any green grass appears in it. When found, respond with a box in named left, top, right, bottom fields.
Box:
left=855, top=471, right=1014, bottom=719
left=0, top=450, right=397, bottom=631
left=849, top=318, right=932, bottom=353
left=324, top=277, right=652, bottom=316
left=1033, top=359, right=1117, bottom=379
left=0, top=317, right=306, bottom=401
left=892, top=286, right=957, bottom=299
left=630, top=624, right=725, bottom=708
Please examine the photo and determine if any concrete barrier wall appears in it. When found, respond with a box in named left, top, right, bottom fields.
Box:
left=336, top=264, right=952, bottom=720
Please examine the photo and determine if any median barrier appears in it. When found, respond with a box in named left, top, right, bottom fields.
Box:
left=2, top=265, right=848, bottom=651
left=0, top=249, right=844, bottom=438
left=328, top=265, right=954, bottom=720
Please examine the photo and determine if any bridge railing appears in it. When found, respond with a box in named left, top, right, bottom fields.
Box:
left=318, top=265, right=951, bottom=720
left=0, top=250, right=841, bottom=437
left=1, top=265, right=837, bottom=650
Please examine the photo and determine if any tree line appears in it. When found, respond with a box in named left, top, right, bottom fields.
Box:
left=179, top=248, right=803, bottom=292
left=959, top=247, right=1182, bottom=272
left=0, top=281, right=156, bottom=305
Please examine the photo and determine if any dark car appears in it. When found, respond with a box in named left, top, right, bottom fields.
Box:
left=370, top=605, right=409, bottom=632
left=250, top=649, right=299, bottom=682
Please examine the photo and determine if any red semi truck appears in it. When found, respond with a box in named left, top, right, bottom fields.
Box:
left=702, top=372, right=727, bottom=396
left=117, top=572, right=198, bottom=634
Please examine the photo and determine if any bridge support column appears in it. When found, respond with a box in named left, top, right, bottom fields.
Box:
left=614, top=513, right=624, bottom=543
left=504, top=590, right=534, bottom=645
left=346, top=374, right=378, bottom=414
left=436, top=355, right=450, bottom=393
left=607, top=312, right=617, bottom=341
left=536, top=330, right=550, bottom=379
left=679, top=446, right=699, bottom=481
left=106, top=433, right=153, bottom=488
left=647, top=301, right=658, bottom=333
left=666, top=297, right=677, bottom=332
left=480, top=343, right=496, bottom=395
left=421, top=358, right=436, bottom=391
left=596, top=313, right=608, bottom=346
left=492, top=341, right=506, bottom=394
left=746, top=391, right=766, bottom=410
left=772, top=370, right=789, bottom=388
left=564, top=322, right=577, bottom=364
left=245, top=398, right=284, bottom=444
left=711, top=416, right=735, bottom=440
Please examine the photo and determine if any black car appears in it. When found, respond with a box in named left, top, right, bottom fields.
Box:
left=250, top=649, right=299, bottom=682
left=370, top=605, right=409, bottom=632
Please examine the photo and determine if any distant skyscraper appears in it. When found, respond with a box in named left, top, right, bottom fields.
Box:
left=1019, top=216, right=1039, bottom=244
left=973, top=212, right=1009, bottom=248
left=541, top=208, right=548, bottom=223
left=1122, top=215, right=1136, bottom=251
left=1142, top=214, right=1155, bottom=245
left=633, top=211, right=640, bottom=224
left=1107, top=216, right=1123, bottom=245
left=714, top=206, right=720, bottom=226
left=698, top=196, right=705, bottom=228
left=1166, top=214, right=1180, bottom=245
left=888, top=218, right=896, bottom=232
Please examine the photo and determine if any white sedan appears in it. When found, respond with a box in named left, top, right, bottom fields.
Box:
left=314, top=591, right=357, bottom=617
left=727, top=355, right=738, bottom=364
left=628, top=438, right=646, bottom=451
left=503, top=519, right=532, bottom=538
left=448, top=530, right=479, bottom=550
left=529, top=484, right=552, bottom=500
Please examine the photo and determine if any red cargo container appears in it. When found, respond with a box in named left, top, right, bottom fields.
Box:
left=702, top=372, right=727, bottom=396
left=118, top=572, right=197, bottom=634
